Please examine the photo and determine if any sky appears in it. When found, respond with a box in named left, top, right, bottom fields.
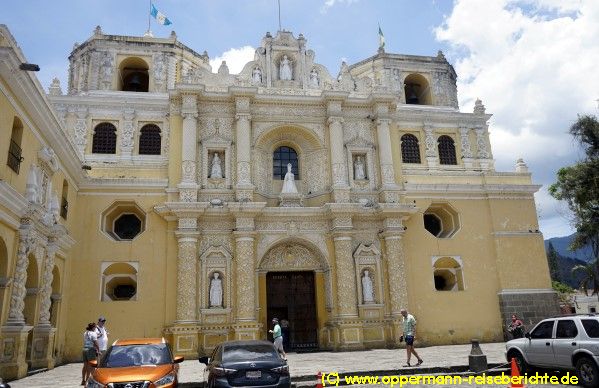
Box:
left=3, top=0, right=598, bottom=239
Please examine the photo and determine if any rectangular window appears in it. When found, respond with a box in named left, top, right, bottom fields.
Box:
left=7, top=139, right=22, bottom=173
left=556, top=320, right=578, bottom=338
left=582, top=319, right=599, bottom=338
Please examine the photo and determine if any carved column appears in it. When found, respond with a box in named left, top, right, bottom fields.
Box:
left=459, top=126, right=474, bottom=169
left=120, top=108, right=135, bottom=158
left=73, top=107, right=88, bottom=157
left=235, top=96, right=253, bottom=201
left=175, top=229, right=198, bottom=323
left=424, top=124, right=438, bottom=169
left=375, top=117, right=401, bottom=202
left=475, top=126, right=494, bottom=171
left=332, top=217, right=357, bottom=318
left=7, top=228, right=34, bottom=326
left=328, top=116, right=350, bottom=203
left=179, top=94, right=198, bottom=202
left=37, top=240, right=57, bottom=326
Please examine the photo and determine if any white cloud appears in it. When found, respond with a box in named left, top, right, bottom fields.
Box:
left=209, top=46, right=255, bottom=75
left=320, top=0, right=360, bottom=13
left=435, top=0, right=599, bottom=237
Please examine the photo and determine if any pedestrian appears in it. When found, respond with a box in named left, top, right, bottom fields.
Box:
left=400, top=308, right=423, bottom=367
left=280, top=318, right=290, bottom=352
left=507, top=314, right=525, bottom=339
left=268, top=318, right=287, bottom=361
left=96, top=316, right=109, bottom=359
left=81, top=322, right=100, bottom=385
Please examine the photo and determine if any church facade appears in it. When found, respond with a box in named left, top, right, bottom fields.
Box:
left=0, top=24, right=559, bottom=378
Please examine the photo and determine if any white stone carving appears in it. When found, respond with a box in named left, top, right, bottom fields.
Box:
left=279, top=55, right=293, bottom=80
left=361, top=270, right=374, bottom=304
left=209, top=272, right=223, bottom=307
left=476, top=127, right=490, bottom=159
left=309, top=68, right=320, bottom=88
left=354, top=155, right=366, bottom=180
left=252, top=67, right=262, bottom=85
left=459, top=127, right=473, bottom=159
left=210, top=153, right=223, bottom=178
left=281, top=163, right=298, bottom=194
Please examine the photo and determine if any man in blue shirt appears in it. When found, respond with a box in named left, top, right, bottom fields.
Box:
left=269, top=318, right=287, bottom=360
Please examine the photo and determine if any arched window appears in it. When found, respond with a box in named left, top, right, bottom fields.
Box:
left=60, top=180, right=68, bottom=219
left=273, top=146, right=299, bottom=180
left=433, top=257, right=464, bottom=291
left=7, top=117, right=24, bottom=173
left=119, top=57, right=149, bottom=92
left=401, top=134, right=421, bottom=164
left=92, top=123, right=117, bottom=154
left=403, top=73, right=432, bottom=105
left=138, top=124, right=161, bottom=155
left=438, top=135, right=457, bottom=165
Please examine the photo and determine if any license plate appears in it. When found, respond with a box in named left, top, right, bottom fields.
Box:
left=246, top=371, right=261, bottom=379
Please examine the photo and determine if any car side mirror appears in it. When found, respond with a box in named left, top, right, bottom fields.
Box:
left=89, top=360, right=98, bottom=367
left=198, top=356, right=209, bottom=364
left=174, top=356, right=184, bottom=363
left=525, top=332, right=531, bottom=339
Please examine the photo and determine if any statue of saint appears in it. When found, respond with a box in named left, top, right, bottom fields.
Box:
left=281, top=163, right=298, bottom=194
left=280, top=55, right=292, bottom=80
left=252, top=67, right=262, bottom=84
left=354, top=156, right=366, bottom=180
left=209, top=272, right=223, bottom=307
left=362, top=270, right=374, bottom=303
left=210, top=153, right=223, bottom=178
left=309, top=68, right=319, bottom=88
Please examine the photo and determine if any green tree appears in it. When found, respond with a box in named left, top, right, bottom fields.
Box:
left=549, top=114, right=599, bottom=275
left=546, top=242, right=560, bottom=281
left=552, top=280, right=574, bottom=306
left=571, top=262, right=599, bottom=296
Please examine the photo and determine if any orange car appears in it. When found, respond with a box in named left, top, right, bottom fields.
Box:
left=86, top=338, right=184, bottom=388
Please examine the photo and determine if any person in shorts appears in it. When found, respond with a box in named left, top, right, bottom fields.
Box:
left=268, top=318, right=287, bottom=361
left=401, top=308, right=423, bottom=367
left=82, top=322, right=100, bottom=385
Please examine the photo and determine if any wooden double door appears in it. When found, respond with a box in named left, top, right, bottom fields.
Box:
left=266, top=271, right=318, bottom=351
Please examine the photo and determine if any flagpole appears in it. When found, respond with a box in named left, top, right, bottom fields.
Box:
left=148, top=0, right=151, bottom=32
left=278, top=0, right=282, bottom=31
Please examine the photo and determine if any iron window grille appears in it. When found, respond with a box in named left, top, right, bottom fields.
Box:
left=7, top=139, right=23, bottom=173
left=438, top=135, right=457, bottom=165
left=92, top=123, right=117, bottom=154
left=273, top=146, right=299, bottom=180
left=138, top=124, right=161, bottom=155
left=401, top=134, right=421, bottom=164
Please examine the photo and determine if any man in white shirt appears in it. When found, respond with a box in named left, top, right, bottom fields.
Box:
left=96, top=316, right=109, bottom=359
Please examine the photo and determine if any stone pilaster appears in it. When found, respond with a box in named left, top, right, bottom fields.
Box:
left=331, top=216, right=357, bottom=318
left=375, top=117, right=400, bottom=203
left=459, top=126, right=474, bottom=169
left=29, top=326, right=56, bottom=370
left=73, top=107, right=88, bottom=157
left=37, top=240, right=58, bottom=326
left=475, top=126, right=494, bottom=171
left=382, top=232, right=408, bottom=317
left=0, top=326, right=31, bottom=379
left=175, top=228, right=199, bottom=323
left=179, top=94, right=198, bottom=202
left=327, top=116, right=350, bottom=203
left=120, top=108, right=135, bottom=158
left=424, top=124, right=438, bottom=169
left=7, top=228, right=34, bottom=326
left=235, top=96, right=254, bottom=201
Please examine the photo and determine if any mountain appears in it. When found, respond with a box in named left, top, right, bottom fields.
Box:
left=545, top=233, right=595, bottom=263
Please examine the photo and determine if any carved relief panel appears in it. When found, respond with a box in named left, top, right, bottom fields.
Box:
left=199, top=246, right=232, bottom=318
left=353, top=243, right=383, bottom=306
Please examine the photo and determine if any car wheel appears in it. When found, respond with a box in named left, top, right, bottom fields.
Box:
left=577, top=357, right=599, bottom=388
left=508, top=350, right=529, bottom=374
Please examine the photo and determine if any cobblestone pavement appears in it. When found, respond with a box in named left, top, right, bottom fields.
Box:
left=9, top=342, right=578, bottom=387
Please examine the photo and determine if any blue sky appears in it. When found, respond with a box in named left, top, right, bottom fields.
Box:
left=3, top=0, right=599, bottom=239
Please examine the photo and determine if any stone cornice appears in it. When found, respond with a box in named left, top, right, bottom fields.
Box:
left=403, top=183, right=541, bottom=195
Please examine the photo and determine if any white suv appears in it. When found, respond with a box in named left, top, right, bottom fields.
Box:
left=506, top=314, right=599, bottom=387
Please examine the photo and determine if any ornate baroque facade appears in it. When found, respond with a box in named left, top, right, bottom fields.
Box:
left=0, top=24, right=558, bottom=378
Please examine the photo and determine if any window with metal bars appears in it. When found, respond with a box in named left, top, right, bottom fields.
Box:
left=92, top=123, right=117, bottom=154
left=401, top=134, right=421, bottom=164
left=438, top=135, right=457, bottom=165
left=138, top=124, right=161, bottom=155
left=7, top=139, right=23, bottom=173
left=273, top=146, right=299, bottom=180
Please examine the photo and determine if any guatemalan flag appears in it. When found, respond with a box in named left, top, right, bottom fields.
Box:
left=151, top=3, right=172, bottom=26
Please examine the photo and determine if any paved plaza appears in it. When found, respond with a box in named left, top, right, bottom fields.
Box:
left=7, top=342, right=524, bottom=387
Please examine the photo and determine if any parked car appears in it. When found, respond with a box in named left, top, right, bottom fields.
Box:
left=86, top=338, right=184, bottom=388
left=199, top=340, right=290, bottom=388
left=505, top=314, right=599, bottom=387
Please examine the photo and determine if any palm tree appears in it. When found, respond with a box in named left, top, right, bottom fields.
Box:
left=572, top=261, right=599, bottom=295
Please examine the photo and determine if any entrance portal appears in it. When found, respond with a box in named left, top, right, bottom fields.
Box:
left=267, top=271, right=318, bottom=351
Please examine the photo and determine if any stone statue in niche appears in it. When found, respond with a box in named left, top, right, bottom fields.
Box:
left=209, top=272, right=223, bottom=307
left=309, top=68, right=320, bottom=88
left=210, top=153, right=223, bottom=178
left=354, top=156, right=366, bottom=180
left=281, top=163, right=298, bottom=194
left=279, top=55, right=293, bottom=81
left=252, top=67, right=262, bottom=84
left=362, top=270, right=374, bottom=304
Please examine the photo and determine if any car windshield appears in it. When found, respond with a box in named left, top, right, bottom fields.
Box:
left=102, top=344, right=173, bottom=367
left=223, top=344, right=279, bottom=362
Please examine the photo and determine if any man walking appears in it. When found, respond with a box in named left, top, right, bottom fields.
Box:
left=96, top=316, right=109, bottom=360
left=401, top=308, right=423, bottom=367
left=268, top=318, right=287, bottom=361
